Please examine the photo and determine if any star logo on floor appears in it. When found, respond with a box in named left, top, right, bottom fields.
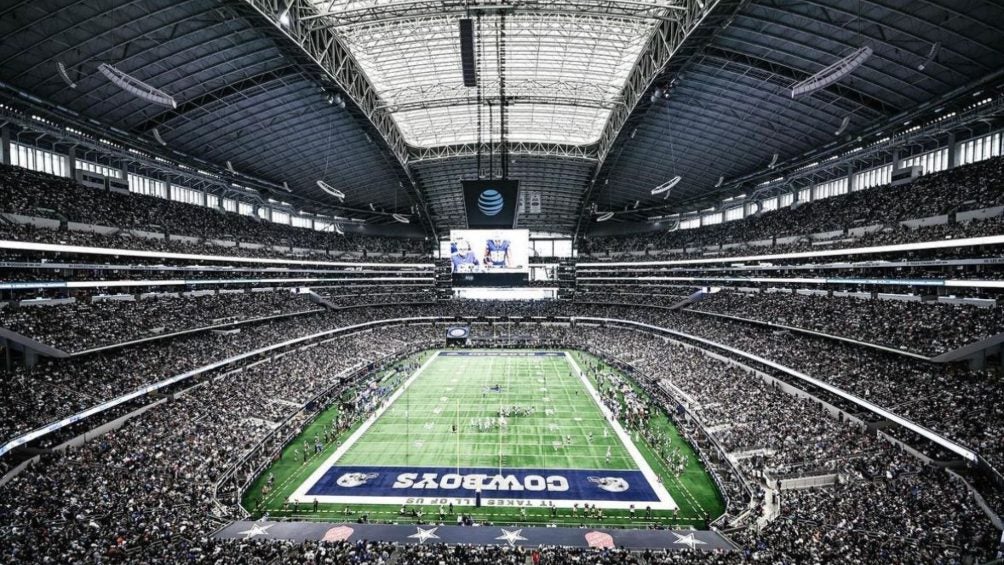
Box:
left=495, top=528, right=527, bottom=546
left=237, top=523, right=273, bottom=539
left=408, top=526, right=440, bottom=544
left=672, top=532, right=706, bottom=550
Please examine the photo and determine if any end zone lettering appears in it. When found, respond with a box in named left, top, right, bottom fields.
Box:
left=305, top=465, right=662, bottom=503
left=392, top=472, right=568, bottom=492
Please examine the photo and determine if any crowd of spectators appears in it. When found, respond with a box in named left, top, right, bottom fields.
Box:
left=0, top=291, right=323, bottom=352
left=420, top=300, right=1004, bottom=472
left=0, top=323, right=439, bottom=563
left=584, top=326, right=999, bottom=562
left=454, top=322, right=1002, bottom=562
left=589, top=306, right=1004, bottom=472
left=0, top=164, right=428, bottom=260
left=0, top=259, right=435, bottom=287
left=0, top=304, right=447, bottom=444
left=582, top=155, right=1004, bottom=259
left=0, top=300, right=1001, bottom=562
left=6, top=297, right=1002, bottom=469
left=0, top=222, right=431, bottom=263
left=1, top=317, right=995, bottom=561
left=581, top=328, right=882, bottom=478
left=4, top=154, right=1004, bottom=270
left=574, top=288, right=692, bottom=308
left=735, top=464, right=996, bottom=563
left=390, top=544, right=746, bottom=564
left=317, top=287, right=436, bottom=308
left=688, top=290, right=1004, bottom=356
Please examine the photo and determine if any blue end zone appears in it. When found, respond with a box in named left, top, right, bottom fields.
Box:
left=306, top=466, right=660, bottom=503
left=438, top=351, right=565, bottom=357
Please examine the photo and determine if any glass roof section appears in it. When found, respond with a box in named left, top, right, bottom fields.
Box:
left=307, top=0, right=683, bottom=148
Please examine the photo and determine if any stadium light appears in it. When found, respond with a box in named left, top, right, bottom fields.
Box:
left=392, top=213, right=411, bottom=223
left=768, top=153, right=779, bottom=168
left=790, top=46, right=872, bottom=98
left=918, top=42, right=940, bottom=71
left=56, top=61, right=76, bottom=89
left=316, top=180, right=346, bottom=200
left=98, top=63, right=177, bottom=108
left=596, top=211, right=615, bottom=222
left=714, top=176, right=724, bottom=188
left=277, top=1, right=292, bottom=26
left=835, top=116, right=850, bottom=136
left=651, top=175, right=681, bottom=195
left=151, top=128, right=167, bottom=146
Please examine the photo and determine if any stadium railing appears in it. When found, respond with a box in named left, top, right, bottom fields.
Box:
left=0, top=308, right=324, bottom=359
left=575, top=234, right=1004, bottom=268
left=0, top=238, right=434, bottom=269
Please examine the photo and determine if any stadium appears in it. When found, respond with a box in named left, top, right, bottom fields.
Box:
left=0, top=0, right=1002, bottom=562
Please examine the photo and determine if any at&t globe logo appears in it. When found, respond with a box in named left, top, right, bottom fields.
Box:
left=478, top=189, right=504, bottom=216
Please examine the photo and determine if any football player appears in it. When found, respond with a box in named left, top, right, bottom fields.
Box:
left=451, top=238, right=480, bottom=273
left=483, top=232, right=511, bottom=268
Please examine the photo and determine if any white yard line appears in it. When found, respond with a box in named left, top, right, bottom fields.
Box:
left=564, top=352, right=678, bottom=511
left=290, top=351, right=442, bottom=501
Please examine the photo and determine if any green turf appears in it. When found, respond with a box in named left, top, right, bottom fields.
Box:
left=338, top=353, right=634, bottom=471
left=242, top=349, right=725, bottom=528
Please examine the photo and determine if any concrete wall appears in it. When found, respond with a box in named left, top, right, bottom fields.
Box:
left=3, top=214, right=60, bottom=229
left=67, top=222, right=116, bottom=234
left=900, top=215, right=948, bottom=228
left=957, top=206, right=1003, bottom=223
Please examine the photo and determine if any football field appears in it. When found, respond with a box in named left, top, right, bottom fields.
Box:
left=245, top=349, right=724, bottom=526
left=291, top=351, right=676, bottom=510
left=339, top=353, right=635, bottom=470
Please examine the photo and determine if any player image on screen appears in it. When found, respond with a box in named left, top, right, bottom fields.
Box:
left=483, top=233, right=512, bottom=269
left=451, top=238, right=481, bottom=273
left=447, top=229, right=528, bottom=284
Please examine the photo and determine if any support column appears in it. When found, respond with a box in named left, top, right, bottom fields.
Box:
left=946, top=132, right=957, bottom=169
left=1, top=127, right=10, bottom=165
left=24, top=349, right=38, bottom=370
left=66, top=145, right=77, bottom=178
left=967, top=350, right=986, bottom=371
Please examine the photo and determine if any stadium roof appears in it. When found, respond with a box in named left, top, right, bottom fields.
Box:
left=305, top=0, right=662, bottom=148
left=0, top=0, right=1002, bottom=235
